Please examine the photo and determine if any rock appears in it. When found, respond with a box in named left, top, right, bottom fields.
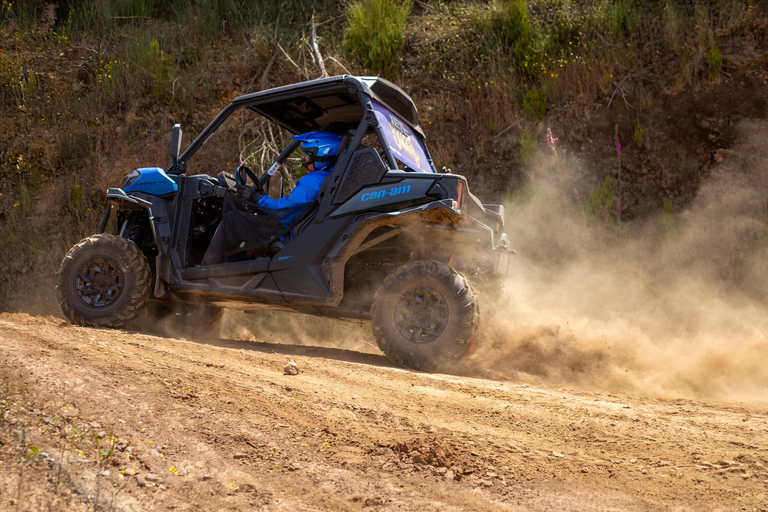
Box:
left=713, top=149, right=730, bottom=163
left=145, top=473, right=161, bottom=483
left=99, top=470, right=110, bottom=477
left=284, top=360, right=299, bottom=375
left=445, top=470, right=455, bottom=481
left=581, top=467, right=589, bottom=474
left=433, top=467, right=447, bottom=476
left=233, top=453, right=247, bottom=459
left=381, top=461, right=397, bottom=471
left=480, top=479, right=492, bottom=487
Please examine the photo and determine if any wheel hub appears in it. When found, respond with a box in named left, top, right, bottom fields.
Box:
left=394, top=286, right=448, bottom=343
left=74, top=256, right=124, bottom=308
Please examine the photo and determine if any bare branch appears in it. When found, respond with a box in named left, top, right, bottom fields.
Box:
left=494, top=118, right=522, bottom=139
left=326, top=56, right=351, bottom=74
left=276, top=42, right=305, bottom=78
left=311, top=15, right=328, bottom=78
left=607, top=71, right=634, bottom=110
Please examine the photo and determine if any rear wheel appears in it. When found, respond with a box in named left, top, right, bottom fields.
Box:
left=57, top=234, right=151, bottom=328
left=371, top=260, right=479, bottom=371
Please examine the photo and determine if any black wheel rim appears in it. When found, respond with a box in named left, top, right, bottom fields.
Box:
left=74, top=256, right=124, bottom=308
left=394, top=286, right=449, bottom=343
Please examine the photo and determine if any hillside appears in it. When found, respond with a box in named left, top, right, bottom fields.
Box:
left=0, top=0, right=767, bottom=313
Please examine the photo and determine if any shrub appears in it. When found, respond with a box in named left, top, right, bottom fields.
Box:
left=522, top=88, right=547, bottom=120
left=70, top=184, right=84, bottom=222
left=597, top=0, right=632, bottom=42
left=661, top=200, right=676, bottom=235
left=663, top=1, right=683, bottom=49
left=633, top=123, right=644, bottom=149
left=520, top=129, right=537, bottom=165
left=344, top=0, right=411, bottom=78
left=707, top=45, right=722, bottom=80
left=584, top=175, right=615, bottom=218
left=475, top=0, right=540, bottom=78
left=17, top=184, right=31, bottom=217
left=58, top=130, right=95, bottom=172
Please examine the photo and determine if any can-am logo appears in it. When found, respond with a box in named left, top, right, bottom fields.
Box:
left=361, top=185, right=411, bottom=202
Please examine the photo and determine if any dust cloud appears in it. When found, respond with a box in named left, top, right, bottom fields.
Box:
left=467, top=120, right=768, bottom=403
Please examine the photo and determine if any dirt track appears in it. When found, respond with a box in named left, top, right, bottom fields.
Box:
left=1, top=313, right=767, bottom=511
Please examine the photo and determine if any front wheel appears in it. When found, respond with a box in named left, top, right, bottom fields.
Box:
left=371, top=261, right=480, bottom=371
left=57, top=234, right=151, bottom=328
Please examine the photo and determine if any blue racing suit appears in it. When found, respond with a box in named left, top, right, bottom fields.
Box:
left=256, top=169, right=331, bottom=227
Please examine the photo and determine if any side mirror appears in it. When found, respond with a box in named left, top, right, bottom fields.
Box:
left=169, top=124, right=182, bottom=174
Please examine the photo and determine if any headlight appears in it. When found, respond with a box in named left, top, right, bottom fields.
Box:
left=122, top=170, right=140, bottom=189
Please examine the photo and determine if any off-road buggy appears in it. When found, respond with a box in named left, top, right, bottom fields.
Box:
left=57, top=75, right=513, bottom=371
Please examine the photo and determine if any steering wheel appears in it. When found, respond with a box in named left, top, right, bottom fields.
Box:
left=234, top=165, right=265, bottom=196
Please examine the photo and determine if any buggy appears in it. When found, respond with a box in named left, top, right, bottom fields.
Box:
left=57, top=75, right=513, bottom=371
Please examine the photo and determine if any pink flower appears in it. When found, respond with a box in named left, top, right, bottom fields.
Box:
left=615, top=201, right=621, bottom=217
left=614, top=132, right=621, bottom=156
left=547, top=128, right=557, bottom=153
left=573, top=189, right=582, bottom=205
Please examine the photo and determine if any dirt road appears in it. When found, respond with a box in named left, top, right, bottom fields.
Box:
left=0, top=313, right=767, bottom=511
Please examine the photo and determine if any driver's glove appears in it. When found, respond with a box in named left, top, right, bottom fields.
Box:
left=236, top=185, right=252, bottom=201
left=247, top=189, right=263, bottom=203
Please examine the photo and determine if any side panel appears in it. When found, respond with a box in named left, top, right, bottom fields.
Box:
left=123, top=168, right=179, bottom=196
left=267, top=215, right=355, bottom=303
left=330, top=178, right=433, bottom=217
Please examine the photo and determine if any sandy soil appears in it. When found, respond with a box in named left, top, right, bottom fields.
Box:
left=0, top=312, right=767, bottom=511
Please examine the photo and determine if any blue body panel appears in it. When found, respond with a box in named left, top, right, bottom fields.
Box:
left=122, top=168, right=178, bottom=196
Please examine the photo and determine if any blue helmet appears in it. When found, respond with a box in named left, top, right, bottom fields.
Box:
left=293, top=131, right=342, bottom=171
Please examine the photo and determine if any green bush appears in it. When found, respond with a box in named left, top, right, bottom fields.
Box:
left=661, top=200, right=676, bottom=235
left=58, top=130, right=95, bottom=171
left=584, top=175, right=615, bottom=218
left=633, top=123, right=644, bottom=149
left=475, top=0, right=540, bottom=78
left=1, top=0, right=46, bottom=30
left=70, top=184, right=84, bottom=222
left=522, top=88, right=547, bottom=120
left=520, top=129, right=537, bottom=165
left=707, top=44, right=722, bottom=79
left=663, top=1, right=684, bottom=49
left=597, top=0, right=632, bottom=42
left=17, top=184, right=31, bottom=217
left=344, top=0, right=411, bottom=78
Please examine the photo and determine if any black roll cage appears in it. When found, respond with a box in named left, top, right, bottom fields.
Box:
left=172, top=75, right=437, bottom=176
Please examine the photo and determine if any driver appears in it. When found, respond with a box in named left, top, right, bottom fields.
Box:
left=201, top=131, right=342, bottom=265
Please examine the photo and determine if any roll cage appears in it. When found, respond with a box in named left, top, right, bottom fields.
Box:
left=170, top=75, right=438, bottom=176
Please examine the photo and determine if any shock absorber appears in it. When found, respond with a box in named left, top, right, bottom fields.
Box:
left=127, top=214, right=149, bottom=245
